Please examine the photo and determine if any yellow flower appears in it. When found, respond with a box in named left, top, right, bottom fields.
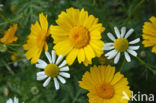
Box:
left=0, top=24, right=18, bottom=44
left=23, top=13, right=50, bottom=64
left=11, top=53, right=20, bottom=62
left=142, top=16, right=156, bottom=53
left=79, top=65, right=132, bottom=103
left=50, top=8, right=105, bottom=66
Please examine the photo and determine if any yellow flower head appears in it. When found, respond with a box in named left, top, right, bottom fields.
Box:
left=23, top=13, right=50, bottom=64
left=50, top=8, right=105, bottom=66
left=11, top=53, right=20, bottom=62
left=142, top=16, right=156, bottom=53
left=0, top=24, right=18, bottom=44
left=79, top=65, right=132, bottom=103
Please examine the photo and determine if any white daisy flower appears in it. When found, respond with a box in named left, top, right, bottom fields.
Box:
left=0, top=4, right=3, bottom=11
left=103, top=26, right=140, bottom=64
left=6, top=97, right=23, bottom=103
left=36, top=50, right=70, bottom=90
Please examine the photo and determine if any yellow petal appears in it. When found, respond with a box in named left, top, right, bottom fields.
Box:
left=84, top=45, right=95, bottom=62
left=150, top=16, right=156, bottom=26
left=104, top=65, right=115, bottom=83
left=77, top=48, right=85, bottom=63
left=111, top=72, right=124, bottom=85
left=39, top=13, right=48, bottom=31
left=66, top=48, right=78, bottom=65
left=54, top=40, right=73, bottom=56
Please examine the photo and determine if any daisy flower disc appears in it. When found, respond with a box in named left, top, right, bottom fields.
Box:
left=0, top=24, right=18, bottom=44
left=50, top=8, right=105, bottom=66
left=103, top=26, right=140, bottom=64
left=142, top=16, right=156, bottom=53
left=23, top=13, right=50, bottom=64
left=79, top=65, right=132, bottom=103
left=36, top=50, right=70, bottom=90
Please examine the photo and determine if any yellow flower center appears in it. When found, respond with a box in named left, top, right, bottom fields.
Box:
left=96, top=83, right=114, bottom=99
left=69, top=26, right=90, bottom=48
left=11, top=54, right=20, bottom=62
left=114, top=38, right=129, bottom=52
left=44, top=64, right=59, bottom=77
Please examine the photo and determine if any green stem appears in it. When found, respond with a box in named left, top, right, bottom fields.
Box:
left=136, top=57, right=156, bottom=75
left=7, top=50, right=15, bottom=54
left=0, top=13, right=24, bottom=26
left=119, top=59, right=126, bottom=72
left=7, top=46, right=24, bottom=54
left=125, top=0, right=144, bottom=24
left=0, top=58, right=25, bottom=67
left=7, top=43, right=21, bottom=46
left=92, top=0, right=96, bottom=6
left=0, top=13, right=12, bottom=23
left=7, top=46, right=19, bottom=51
left=97, top=0, right=103, bottom=8
left=1, top=59, right=15, bottom=75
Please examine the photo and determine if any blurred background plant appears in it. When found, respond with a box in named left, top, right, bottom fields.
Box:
left=0, top=0, right=156, bottom=103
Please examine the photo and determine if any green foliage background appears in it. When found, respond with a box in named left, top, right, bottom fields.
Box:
left=0, top=0, right=156, bottom=103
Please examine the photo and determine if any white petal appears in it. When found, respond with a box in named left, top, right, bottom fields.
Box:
left=129, top=38, right=140, bottom=44
left=59, top=72, right=70, bottom=78
left=124, top=52, right=131, bottom=62
left=103, top=43, right=114, bottom=50
left=45, top=52, right=52, bottom=63
left=120, top=27, right=126, bottom=37
left=57, top=75, right=66, bottom=84
left=105, top=49, right=115, bottom=56
left=37, top=75, right=47, bottom=81
left=37, top=71, right=45, bottom=76
left=107, top=51, right=118, bottom=59
left=36, top=64, right=46, bottom=69
left=114, top=26, right=120, bottom=38
left=103, top=45, right=114, bottom=50
left=36, top=59, right=47, bottom=69
left=14, top=97, right=18, bottom=103
left=105, top=49, right=117, bottom=57
left=114, top=53, right=120, bottom=64
left=128, top=46, right=140, bottom=50
left=43, top=77, right=51, bottom=87
left=37, top=59, right=47, bottom=65
left=104, top=43, right=114, bottom=47
left=59, top=60, right=66, bottom=68
left=107, top=32, right=116, bottom=41
left=60, top=66, right=69, bottom=71
left=51, top=50, right=56, bottom=63
left=54, top=78, right=60, bottom=90
left=6, top=99, right=13, bottom=103
left=127, top=49, right=137, bottom=57
left=56, top=55, right=63, bottom=65
left=13, top=62, right=18, bottom=67
left=124, top=28, right=134, bottom=39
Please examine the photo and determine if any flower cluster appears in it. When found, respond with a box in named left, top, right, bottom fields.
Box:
left=1, top=7, right=155, bottom=103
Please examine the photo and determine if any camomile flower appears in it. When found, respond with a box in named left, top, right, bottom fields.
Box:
left=142, top=16, right=156, bottom=53
left=23, top=13, right=50, bottom=64
left=6, top=97, right=23, bottom=103
left=103, top=26, right=140, bottom=64
left=0, top=24, right=18, bottom=44
left=0, top=4, right=4, bottom=11
left=36, top=50, right=70, bottom=90
left=50, top=8, right=105, bottom=66
left=79, top=65, right=132, bottom=103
